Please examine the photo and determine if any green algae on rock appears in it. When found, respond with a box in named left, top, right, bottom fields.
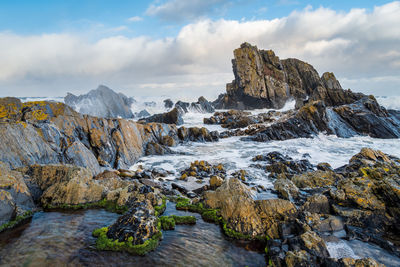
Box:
left=92, top=226, right=163, bottom=256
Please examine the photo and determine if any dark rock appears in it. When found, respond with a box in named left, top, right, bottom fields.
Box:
left=240, top=97, right=400, bottom=142
left=64, top=85, right=134, bottom=118
left=171, top=183, right=188, bottom=194
left=140, top=107, right=183, bottom=125
left=107, top=200, right=159, bottom=244
left=177, top=126, right=219, bottom=142
left=253, top=151, right=314, bottom=178
left=163, top=99, right=174, bottom=109
left=134, top=109, right=151, bottom=119
left=301, top=194, right=331, bottom=214
left=145, top=142, right=173, bottom=156
left=175, top=97, right=215, bottom=114
left=204, top=110, right=275, bottom=129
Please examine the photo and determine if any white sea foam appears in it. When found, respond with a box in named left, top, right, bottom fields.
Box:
left=326, top=240, right=359, bottom=259
left=18, top=96, right=64, bottom=103
left=376, top=95, right=400, bottom=110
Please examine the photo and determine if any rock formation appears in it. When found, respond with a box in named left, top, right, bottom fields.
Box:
left=211, top=96, right=400, bottom=140
left=140, top=107, right=183, bottom=125
left=175, top=97, right=215, bottom=114
left=65, top=85, right=135, bottom=118
left=213, top=42, right=363, bottom=110
left=0, top=97, right=178, bottom=173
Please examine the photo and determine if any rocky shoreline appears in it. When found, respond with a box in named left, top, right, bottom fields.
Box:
left=1, top=43, right=400, bottom=266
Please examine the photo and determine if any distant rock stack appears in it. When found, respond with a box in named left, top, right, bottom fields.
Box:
left=214, top=42, right=363, bottom=110
left=65, top=85, right=135, bottom=118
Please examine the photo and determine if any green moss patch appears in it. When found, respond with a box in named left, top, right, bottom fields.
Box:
left=43, top=199, right=128, bottom=214
left=160, top=216, right=175, bottom=230
left=92, top=226, right=162, bottom=255
left=154, top=197, right=167, bottom=216
left=0, top=211, right=33, bottom=232
left=159, top=215, right=196, bottom=230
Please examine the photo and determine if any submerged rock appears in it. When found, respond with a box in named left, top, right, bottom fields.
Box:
left=64, top=85, right=134, bottom=118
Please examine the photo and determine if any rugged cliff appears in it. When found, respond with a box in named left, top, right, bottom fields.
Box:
left=214, top=42, right=363, bottom=110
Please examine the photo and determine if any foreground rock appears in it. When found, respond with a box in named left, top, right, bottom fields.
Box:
left=65, top=85, right=135, bottom=118
left=213, top=42, right=363, bottom=110
left=0, top=162, right=34, bottom=228
left=195, top=148, right=400, bottom=266
left=204, top=178, right=297, bottom=239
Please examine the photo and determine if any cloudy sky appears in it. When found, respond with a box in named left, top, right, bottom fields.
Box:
left=0, top=0, right=399, bottom=99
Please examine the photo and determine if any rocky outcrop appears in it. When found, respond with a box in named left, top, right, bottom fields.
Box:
left=65, top=85, right=134, bottom=118
left=163, top=99, right=174, bottom=109
left=204, top=109, right=277, bottom=129
left=213, top=42, right=363, bottom=110
left=252, top=151, right=315, bottom=179
left=140, top=107, right=183, bottom=125
left=222, top=96, right=400, bottom=141
left=175, top=97, right=215, bottom=114
left=0, top=97, right=179, bottom=173
left=177, top=126, right=219, bottom=142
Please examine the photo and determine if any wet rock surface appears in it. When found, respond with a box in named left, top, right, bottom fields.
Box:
left=212, top=97, right=400, bottom=141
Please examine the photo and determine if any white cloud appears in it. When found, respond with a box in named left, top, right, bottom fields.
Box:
left=0, top=2, right=400, bottom=98
left=146, top=0, right=229, bottom=22
left=128, top=16, right=143, bottom=22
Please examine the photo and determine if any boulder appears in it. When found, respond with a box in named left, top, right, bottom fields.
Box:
left=163, top=99, right=174, bottom=109
left=204, top=178, right=265, bottom=237
left=301, top=194, right=330, bottom=214
left=106, top=200, right=159, bottom=244
left=204, top=178, right=297, bottom=239
left=274, top=178, right=299, bottom=200
left=140, top=108, right=183, bottom=125
left=0, top=162, right=34, bottom=225
left=291, top=170, right=342, bottom=188
left=299, top=230, right=329, bottom=257
left=177, top=126, right=219, bottom=142
left=209, top=175, right=223, bottom=188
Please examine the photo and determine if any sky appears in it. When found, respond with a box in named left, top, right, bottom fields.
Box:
left=0, top=0, right=399, bottom=99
